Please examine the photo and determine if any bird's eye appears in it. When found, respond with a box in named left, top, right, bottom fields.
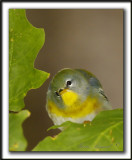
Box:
left=55, top=91, right=60, bottom=97
left=66, top=80, right=72, bottom=86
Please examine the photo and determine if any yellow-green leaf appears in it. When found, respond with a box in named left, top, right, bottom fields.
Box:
left=33, top=109, right=123, bottom=151
left=9, top=9, right=49, bottom=111
left=9, top=110, right=30, bottom=151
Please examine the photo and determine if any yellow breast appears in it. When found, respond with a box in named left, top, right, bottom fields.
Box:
left=48, top=89, right=101, bottom=118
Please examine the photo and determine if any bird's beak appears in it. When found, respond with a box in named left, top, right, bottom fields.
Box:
left=59, top=88, right=68, bottom=95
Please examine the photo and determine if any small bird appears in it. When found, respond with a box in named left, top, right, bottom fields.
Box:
left=46, top=68, right=112, bottom=128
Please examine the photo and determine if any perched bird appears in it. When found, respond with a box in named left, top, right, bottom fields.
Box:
left=46, top=68, right=112, bottom=128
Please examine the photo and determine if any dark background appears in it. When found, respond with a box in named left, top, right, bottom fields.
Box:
left=23, top=9, right=123, bottom=151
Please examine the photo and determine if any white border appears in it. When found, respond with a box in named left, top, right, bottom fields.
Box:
left=2, top=2, right=131, bottom=159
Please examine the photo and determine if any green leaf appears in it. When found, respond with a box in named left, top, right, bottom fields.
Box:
left=9, top=9, right=49, bottom=111
left=9, top=110, right=30, bottom=151
left=33, top=109, right=123, bottom=151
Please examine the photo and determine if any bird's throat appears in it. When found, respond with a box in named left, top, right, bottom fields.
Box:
left=60, top=89, right=78, bottom=107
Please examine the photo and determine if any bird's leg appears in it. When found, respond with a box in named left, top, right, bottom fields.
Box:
left=83, top=120, right=91, bottom=124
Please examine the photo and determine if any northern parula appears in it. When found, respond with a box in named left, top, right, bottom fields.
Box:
left=46, top=68, right=112, bottom=128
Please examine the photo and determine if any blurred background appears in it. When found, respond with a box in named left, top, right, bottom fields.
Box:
left=23, top=9, right=123, bottom=151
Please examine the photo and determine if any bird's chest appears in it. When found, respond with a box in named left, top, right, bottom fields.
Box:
left=47, top=96, right=102, bottom=125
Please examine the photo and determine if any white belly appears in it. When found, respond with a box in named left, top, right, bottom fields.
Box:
left=48, top=111, right=97, bottom=126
